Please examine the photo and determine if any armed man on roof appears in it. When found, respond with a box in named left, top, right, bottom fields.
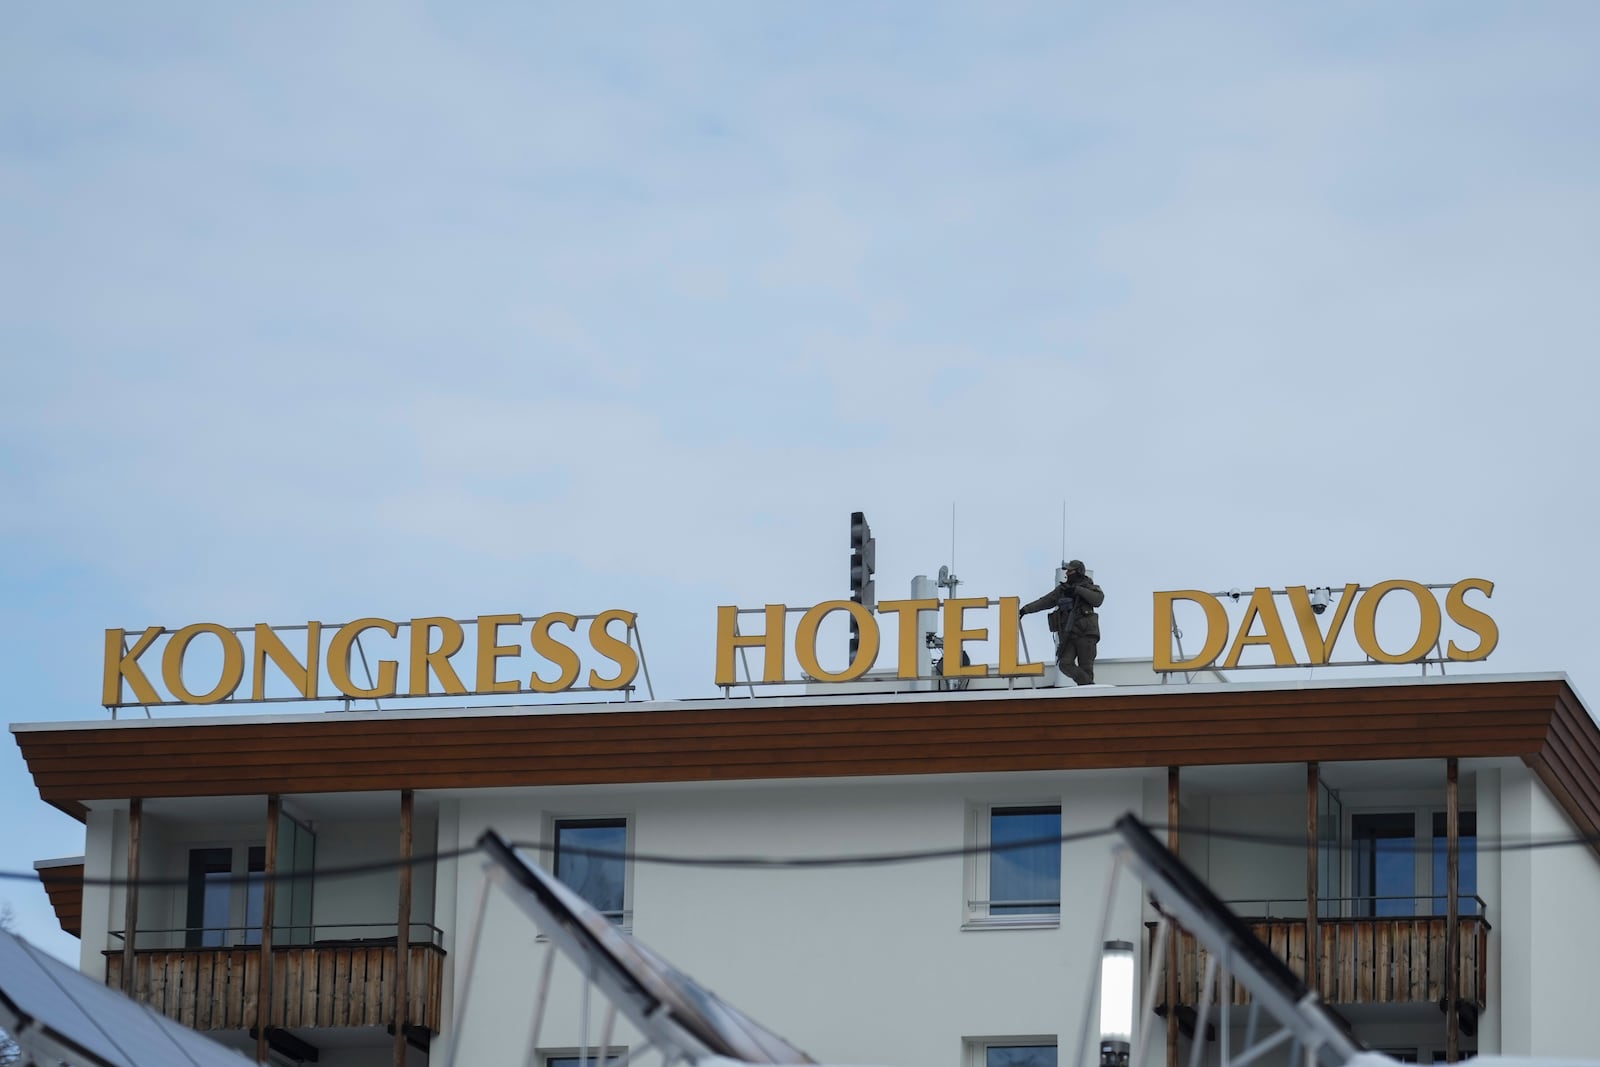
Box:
left=1018, top=560, right=1105, bottom=685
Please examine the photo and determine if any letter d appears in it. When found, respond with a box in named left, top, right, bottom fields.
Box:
left=1153, top=591, right=1228, bottom=671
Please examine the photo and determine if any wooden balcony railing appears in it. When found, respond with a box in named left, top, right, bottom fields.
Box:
left=1149, top=915, right=1490, bottom=1009
left=104, top=940, right=446, bottom=1033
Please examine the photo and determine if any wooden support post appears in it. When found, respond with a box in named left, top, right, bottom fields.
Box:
left=1167, top=765, right=1179, bottom=1067
left=1446, top=759, right=1460, bottom=1062
left=1307, top=762, right=1319, bottom=994
left=123, top=798, right=141, bottom=995
left=257, top=795, right=280, bottom=1065
left=395, top=789, right=414, bottom=1067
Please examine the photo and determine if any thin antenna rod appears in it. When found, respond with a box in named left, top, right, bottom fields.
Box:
left=950, top=502, right=957, bottom=579
left=1061, top=499, right=1066, bottom=563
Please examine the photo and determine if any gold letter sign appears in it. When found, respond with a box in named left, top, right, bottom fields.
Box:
left=103, top=612, right=642, bottom=707
left=1153, top=580, right=1497, bottom=672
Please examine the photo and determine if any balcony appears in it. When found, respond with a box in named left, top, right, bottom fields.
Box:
left=104, top=925, right=446, bottom=1034
left=1150, top=900, right=1490, bottom=1013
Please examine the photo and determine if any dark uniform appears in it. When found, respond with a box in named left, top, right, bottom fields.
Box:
left=1020, top=559, right=1105, bottom=685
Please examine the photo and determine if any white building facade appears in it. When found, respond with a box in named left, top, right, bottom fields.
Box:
left=14, top=672, right=1600, bottom=1067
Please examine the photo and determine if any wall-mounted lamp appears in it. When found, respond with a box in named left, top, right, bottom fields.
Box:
left=1100, top=940, right=1134, bottom=1067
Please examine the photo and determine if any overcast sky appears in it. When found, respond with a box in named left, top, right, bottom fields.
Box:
left=3, top=3, right=1598, bottom=961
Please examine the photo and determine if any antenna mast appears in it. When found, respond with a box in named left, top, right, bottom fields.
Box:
left=937, top=503, right=961, bottom=599
left=950, top=502, right=956, bottom=582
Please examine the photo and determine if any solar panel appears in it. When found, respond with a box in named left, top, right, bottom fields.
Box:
left=0, top=929, right=252, bottom=1067
left=477, top=828, right=818, bottom=1065
left=1112, top=815, right=1361, bottom=1067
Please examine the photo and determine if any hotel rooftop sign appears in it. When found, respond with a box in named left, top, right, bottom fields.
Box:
left=1152, top=579, right=1497, bottom=673
left=102, top=611, right=642, bottom=708
left=100, top=579, right=1498, bottom=709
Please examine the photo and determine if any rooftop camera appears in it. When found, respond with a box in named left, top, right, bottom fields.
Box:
left=1310, top=587, right=1331, bottom=616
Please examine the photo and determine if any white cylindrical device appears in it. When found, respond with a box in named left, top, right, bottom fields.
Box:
left=1099, top=939, right=1135, bottom=1066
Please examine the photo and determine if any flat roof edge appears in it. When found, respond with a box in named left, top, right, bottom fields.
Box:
left=8, top=669, right=1580, bottom=734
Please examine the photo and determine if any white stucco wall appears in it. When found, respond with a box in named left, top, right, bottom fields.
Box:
left=1203, top=793, right=1308, bottom=915
left=78, top=806, right=116, bottom=979
left=441, top=771, right=1148, bottom=1067
left=313, top=815, right=437, bottom=940
left=66, top=751, right=1600, bottom=1065
left=1495, top=763, right=1600, bottom=1059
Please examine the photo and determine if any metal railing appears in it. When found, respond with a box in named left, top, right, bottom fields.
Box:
left=110, top=920, right=446, bottom=951
left=1219, top=894, right=1488, bottom=920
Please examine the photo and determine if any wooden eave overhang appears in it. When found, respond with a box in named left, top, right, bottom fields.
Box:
left=35, top=860, right=84, bottom=938
left=13, top=674, right=1600, bottom=847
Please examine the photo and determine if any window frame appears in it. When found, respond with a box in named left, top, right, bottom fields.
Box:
left=963, top=802, right=1062, bottom=930
left=1351, top=811, right=1417, bottom=917
left=1372, top=1047, right=1476, bottom=1064
left=1344, top=804, right=1478, bottom=918
left=963, top=1036, right=1059, bottom=1067
left=543, top=1050, right=626, bottom=1067
left=548, top=814, right=634, bottom=930
left=183, top=843, right=267, bottom=948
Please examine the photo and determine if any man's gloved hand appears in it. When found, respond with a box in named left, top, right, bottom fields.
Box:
left=1017, top=603, right=1031, bottom=616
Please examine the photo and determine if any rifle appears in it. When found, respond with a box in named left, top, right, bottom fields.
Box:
left=1045, top=586, right=1080, bottom=655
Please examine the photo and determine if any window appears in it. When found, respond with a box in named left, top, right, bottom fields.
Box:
left=273, top=810, right=317, bottom=945
left=987, top=1047, right=1058, bottom=1067
left=243, top=845, right=266, bottom=943
left=991, top=807, right=1062, bottom=915
left=1317, top=781, right=1342, bottom=918
left=553, top=817, right=630, bottom=923
left=185, top=845, right=266, bottom=947
left=1431, top=811, right=1478, bottom=916
left=966, top=804, right=1061, bottom=928
left=1351, top=809, right=1478, bottom=917
left=545, top=1053, right=624, bottom=1067
left=965, top=1038, right=1058, bottom=1067
left=186, top=848, right=231, bottom=947
left=1352, top=812, right=1415, bottom=917
left=1375, top=1048, right=1475, bottom=1063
